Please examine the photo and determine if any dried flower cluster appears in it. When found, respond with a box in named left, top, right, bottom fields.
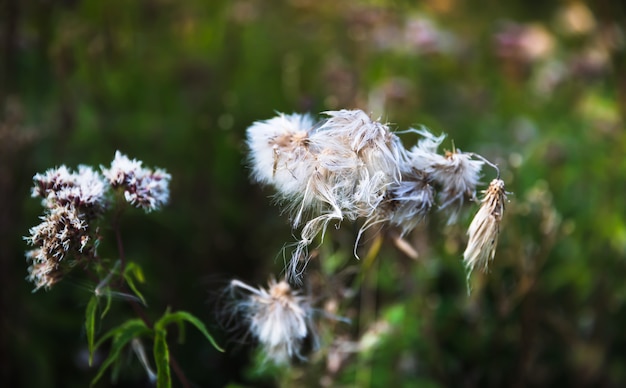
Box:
left=102, top=151, right=172, bottom=212
left=230, top=110, right=507, bottom=365
left=228, top=279, right=315, bottom=365
left=24, top=152, right=171, bottom=291
left=246, top=109, right=502, bottom=279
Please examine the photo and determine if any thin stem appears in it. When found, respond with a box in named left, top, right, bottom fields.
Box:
left=355, top=233, right=382, bottom=387
left=351, top=232, right=383, bottom=291
left=469, top=152, right=500, bottom=178
left=114, top=224, right=126, bottom=279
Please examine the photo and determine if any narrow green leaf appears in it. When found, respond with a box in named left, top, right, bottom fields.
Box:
left=176, top=319, right=185, bottom=344
left=91, top=319, right=151, bottom=387
left=85, top=295, right=98, bottom=366
left=124, top=262, right=147, bottom=306
left=157, top=310, right=223, bottom=352
left=127, top=261, right=145, bottom=283
left=110, top=348, right=125, bottom=385
left=100, top=288, right=113, bottom=319
left=153, top=328, right=171, bottom=388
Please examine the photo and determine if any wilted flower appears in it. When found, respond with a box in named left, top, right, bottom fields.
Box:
left=463, top=178, right=507, bottom=273
left=228, top=278, right=315, bottom=365
left=102, top=151, right=171, bottom=212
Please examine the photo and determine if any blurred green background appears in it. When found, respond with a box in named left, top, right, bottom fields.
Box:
left=1, top=0, right=625, bottom=387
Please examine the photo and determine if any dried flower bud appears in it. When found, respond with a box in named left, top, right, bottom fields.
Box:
left=463, top=178, right=507, bottom=273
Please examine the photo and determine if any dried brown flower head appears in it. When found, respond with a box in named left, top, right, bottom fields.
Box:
left=463, top=178, right=507, bottom=273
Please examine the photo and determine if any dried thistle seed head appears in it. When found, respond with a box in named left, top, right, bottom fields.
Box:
left=228, top=278, right=314, bottom=365
left=320, top=109, right=405, bottom=180
left=406, top=127, right=447, bottom=171
left=246, top=113, right=316, bottom=193
left=102, top=151, right=171, bottom=212
left=431, top=150, right=484, bottom=223
left=463, top=178, right=507, bottom=273
left=246, top=110, right=409, bottom=268
left=406, top=128, right=485, bottom=223
left=378, top=169, right=435, bottom=236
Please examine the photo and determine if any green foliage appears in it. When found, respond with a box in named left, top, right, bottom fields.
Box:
left=85, top=295, right=99, bottom=366
left=91, top=319, right=150, bottom=386
left=3, top=0, right=625, bottom=387
left=123, top=262, right=147, bottom=307
left=153, top=327, right=171, bottom=388
left=156, top=310, right=224, bottom=353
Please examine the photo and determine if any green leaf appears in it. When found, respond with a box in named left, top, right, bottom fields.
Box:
left=100, top=288, right=113, bottom=319
left=175, top=318, right=185, bottom=344
left=91, top=319, right=151, bottom=387
left=156, top=310, right=223, bottom=352
left=85, top=295, right=98, bottom=366
left=124, top=262, right=147, bottom=306
left=153, top=328, right=171, bottom=388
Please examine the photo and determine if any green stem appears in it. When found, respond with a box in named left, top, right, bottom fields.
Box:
left=355, top=232, right=383, bottom=387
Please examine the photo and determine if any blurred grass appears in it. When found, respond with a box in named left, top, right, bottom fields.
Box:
left=1, top=0, right=625, bottom=387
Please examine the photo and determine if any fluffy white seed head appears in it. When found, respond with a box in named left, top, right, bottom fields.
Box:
left=431, top=150, right=484, bottom=223
left=406, top=127, right=448, bottom=172
left=245, top=110, right=503, bottom=282
left=246, top=110, right=410, bottom=266
left=380, top=170, right=435, bottom=236
left=319, top=109, right=406, bottom=181
left=407, top=129, right=483, bottom=223
left=246, top=113, right=316, bottom=193
left=463, top=178, right=507, bottom=273
left=228, top=278, right=313, bottom=365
